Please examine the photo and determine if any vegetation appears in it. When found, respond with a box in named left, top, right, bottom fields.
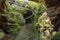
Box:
left=0, top=0, right=60, bottom=40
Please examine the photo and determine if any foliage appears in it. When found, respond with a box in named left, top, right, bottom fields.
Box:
left=6, top=1, right=25, bottom=35
left=51, top=31, right=60, bottom=40
left=5, top=0, right=46, bottom=35
left=0, top=0, right=60, bottom=40
left=4, top=0, right=52, bottom=40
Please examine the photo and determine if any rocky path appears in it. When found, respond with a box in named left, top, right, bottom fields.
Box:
left=15, top=24, right=34, bottom=40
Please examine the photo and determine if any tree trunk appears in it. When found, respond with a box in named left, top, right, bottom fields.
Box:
left=0, top=0, right=11, bottom=34
left=0, top=0, right=6, bottom=14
